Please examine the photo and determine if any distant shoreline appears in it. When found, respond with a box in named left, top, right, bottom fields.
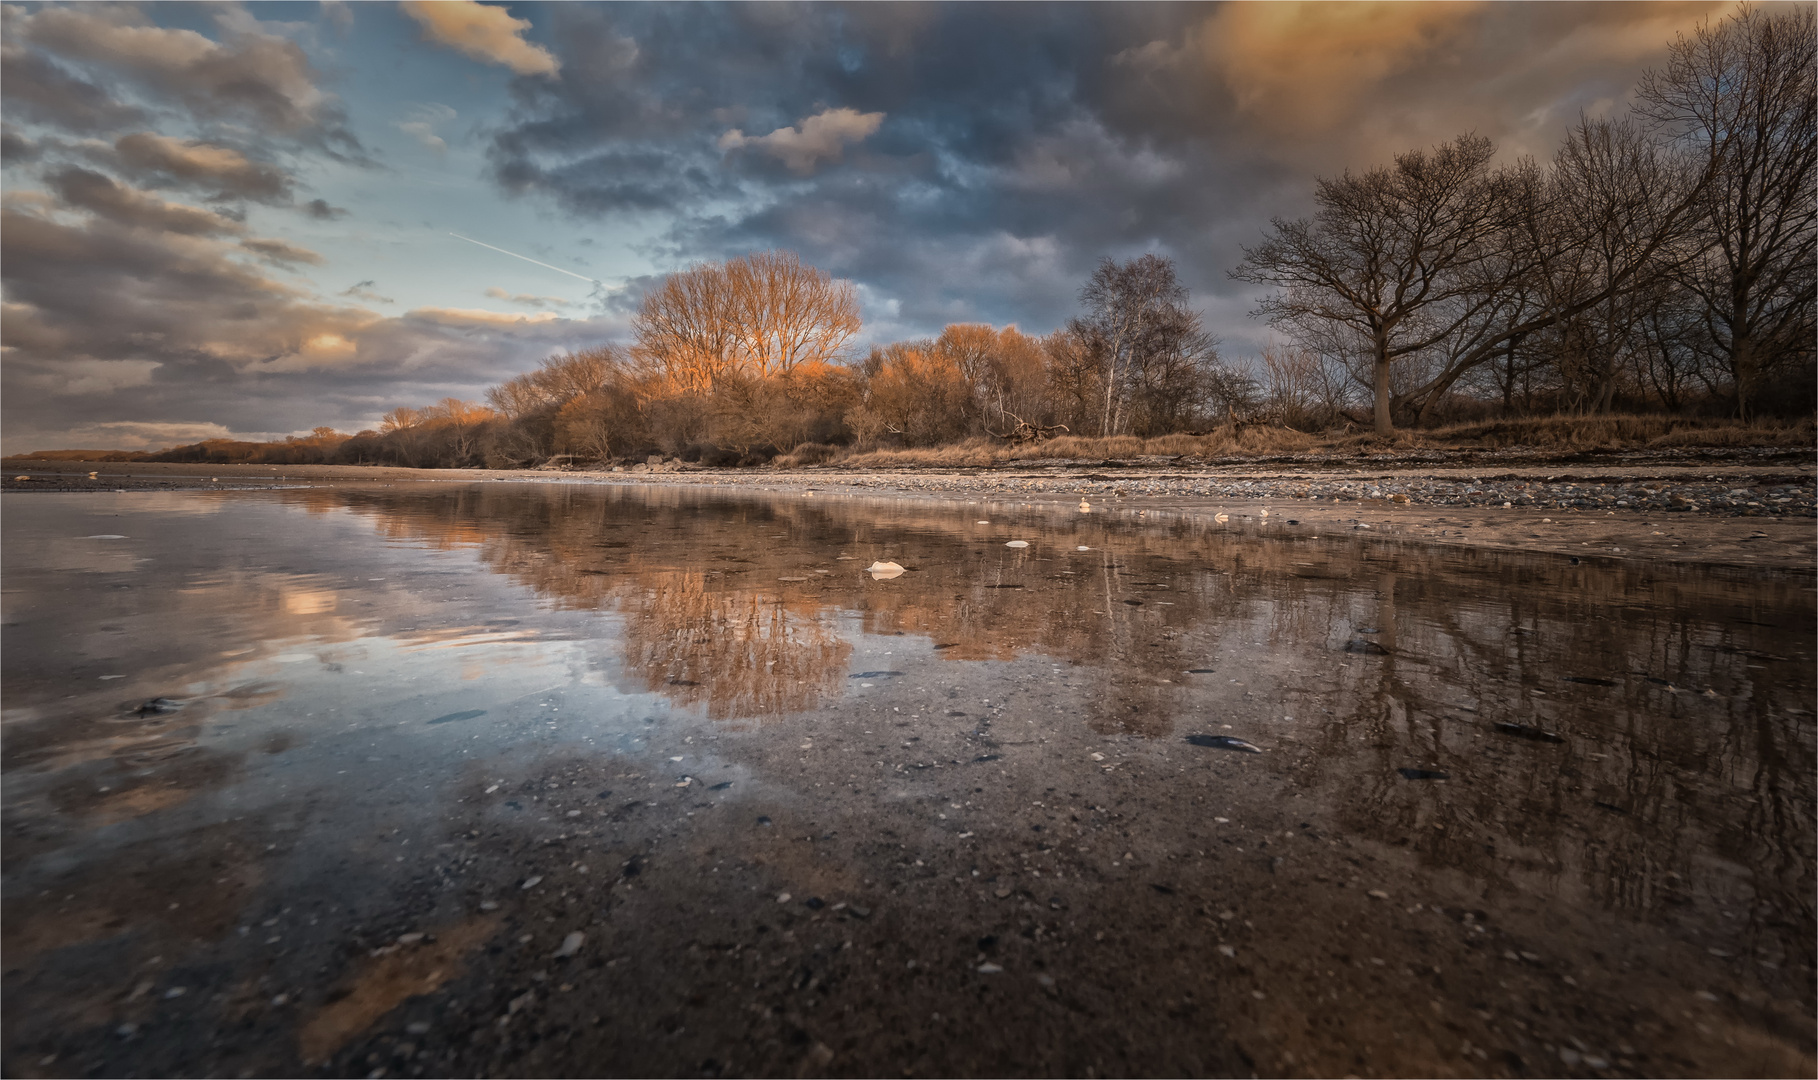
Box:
left=5, top=456, right=1813, bottom=573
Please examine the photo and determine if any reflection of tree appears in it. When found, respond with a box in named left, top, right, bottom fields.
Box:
left=613, top=571, right=850, bottom=720
left=292, top=484, right=1812, bottom=972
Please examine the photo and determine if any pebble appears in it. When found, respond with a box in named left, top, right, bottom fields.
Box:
left=397, top=932, right=425, bottom=945
left=553, top=931, right=585, bottom=958
left=976, top=962, right=1004, bottom=974
left=1367, top=890, right=1390, bottom=900
left=610, top=461, right=1813, bottom=518
left=405, top=1022, right=431, bottom=1036
left=520, top=876, right=542, bottom=890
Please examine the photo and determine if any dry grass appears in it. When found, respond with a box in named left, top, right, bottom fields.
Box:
left=810, top=415, right=1810, bottom=469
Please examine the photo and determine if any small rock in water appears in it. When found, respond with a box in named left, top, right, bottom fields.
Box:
left=552, top=931, right=584, bottom=958
left=427, top=709, right=486, bottom=725
left=1494, top=722, right=1565, bottom=744
left=1185, top=734, right=1262, bottom=753
left=1344, top=639, right=1391, bottom=655
left=520, top=875, right=542, bottom=890
left=1397, top=768, right=1451, bottom=781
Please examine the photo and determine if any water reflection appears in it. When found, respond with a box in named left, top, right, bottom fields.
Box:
left=2, top=484, right=1811, bottom=1075
left=281, top=483, right=1813, bottom=951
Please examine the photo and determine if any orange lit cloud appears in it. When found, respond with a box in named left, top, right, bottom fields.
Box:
left=720, top=107, right=886, bottom=175
left=1200, top=2, right=1483, bottom=133
left=399, top=0, right=560, bottom=77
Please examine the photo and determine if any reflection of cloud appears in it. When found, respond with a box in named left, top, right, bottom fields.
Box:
left=399, top=0, right=560, bottom=77
left=719, top=107, right=886, bottom=175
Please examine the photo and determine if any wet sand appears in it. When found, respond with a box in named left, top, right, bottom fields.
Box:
left=1, top=480, right=1812, bottom=1078
left=4, top=456, right=1815, bottom=572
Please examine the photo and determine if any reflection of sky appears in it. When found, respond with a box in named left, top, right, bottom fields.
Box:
left=3, top=485, right=1812, bottom=957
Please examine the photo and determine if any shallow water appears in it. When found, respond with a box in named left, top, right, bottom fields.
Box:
left=4, top=485, right=1813, bottom=1077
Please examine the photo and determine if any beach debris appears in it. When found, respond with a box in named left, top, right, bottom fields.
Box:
left=553, top=931, right=584, bottom=958
left=1077, top=545, right=1090, bottom=550
left=1186, top=734, right=1262, bottom=753
left=1397, top=768, right=1451, bottom=780
left=1344, top=638, right=1391, bottom=655
left=1214, top=513, right=1229, bottom=523
left=1079, top=500, right=1091, bottom=512
left=866, top=561, right=905, bottom=579
left=1494, top=722, right=1565, bottom=744
left=84, top=534, right=127, bottom=540
left=1005, top=540, right=1029, bottom=548
left=428, top=709, right=487, bottom=725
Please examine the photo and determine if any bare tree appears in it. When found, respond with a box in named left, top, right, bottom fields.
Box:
left=634, top=251, right=861, bottom=389
left=1072, top=254, right=1223, bottom=435
left=1233, top=135, right=1529, bottom=435
left=1638, top=4, right=1816, bottom=418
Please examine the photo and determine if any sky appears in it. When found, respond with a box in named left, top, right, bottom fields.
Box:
left=0, top=0, right=1752, bottom=453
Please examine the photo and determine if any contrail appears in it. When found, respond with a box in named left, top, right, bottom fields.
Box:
left=448, top=232, right=600, bottom=284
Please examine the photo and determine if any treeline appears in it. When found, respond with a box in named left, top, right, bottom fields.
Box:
left=125, top=7, right=1812, bottom=469
left=1237, top=5, right=1815, bottom=433
left=148, top=249, right=1260, bottom=468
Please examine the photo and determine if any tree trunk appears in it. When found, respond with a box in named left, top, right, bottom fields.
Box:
left=1372, top=335, right=1394, bottom=436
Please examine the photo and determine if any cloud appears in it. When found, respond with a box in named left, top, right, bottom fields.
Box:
left=47, top=166, right=246, bottom=236
left=342, top=281, right=396, bottom=305
left=405, top=307, right=564, bottom=327
left=399, top=0, right=560, bottom=77
left=485, top=286, right=572, bottom=309
left=239, top=236, right=325, bottom=266
left=3, top=3, right=362, bottom=154
left=0, top=192, right=625, bottom=453
left=302, top=198, right=348, bottom=220
left=397, top=103, right=458, bottom=153
left=1192, top=2, right=1484, bottom=134
left=110, top=132, right=294, bottom=202
left=719, top=107, right=886, bottom=175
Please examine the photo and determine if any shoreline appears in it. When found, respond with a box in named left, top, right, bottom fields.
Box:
left=5, top=457, right=1814, bottom=573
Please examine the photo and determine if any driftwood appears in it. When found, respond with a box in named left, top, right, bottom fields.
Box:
left=985, top=413, right=1070, bottom=443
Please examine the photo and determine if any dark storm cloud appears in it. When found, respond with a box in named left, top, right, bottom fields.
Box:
left=482, top=1, right=1730, bottom=344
